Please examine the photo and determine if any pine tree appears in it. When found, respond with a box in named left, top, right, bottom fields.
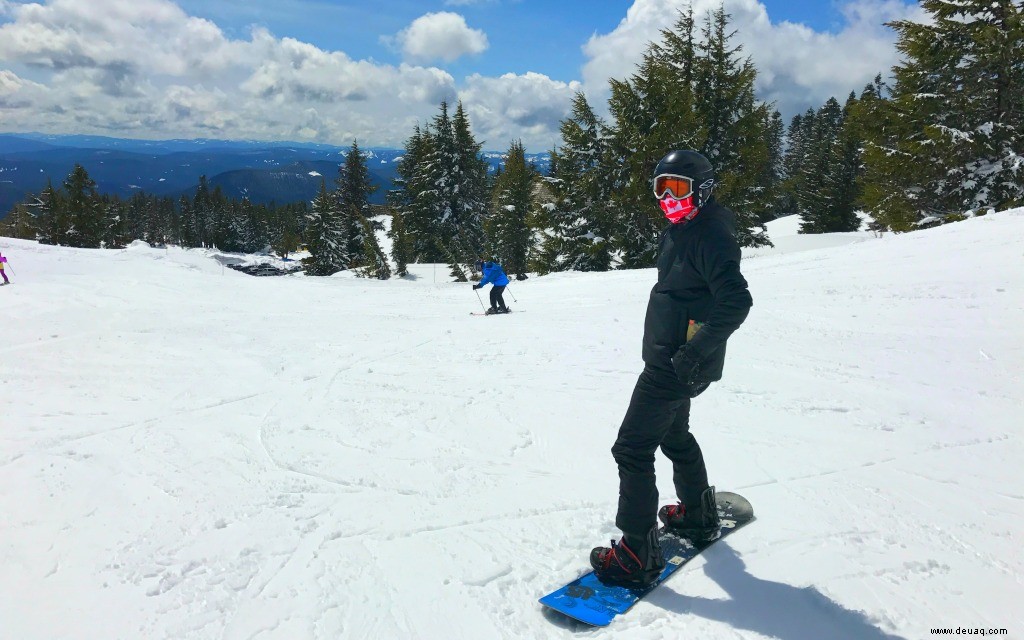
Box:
left=26, top=180, right=62, bottom=244
left=547, top=92, right=614, bottom=272
left=452, top=102, right=489, bottom=261
left=394, top=124, right=440, bottom=261
left=270, top=202, right=302, bottom=259
left=102, top=195, right=128, bottom=248
left=781, top=110, right=817, bottom=215
left=0, top=203, right=37, bottom=239
left=385, top=198, right=412, bottom=277
left=606, top=7, right=710, bottom=267
left=303, top=179, right=348, bottom=276
left=863, top=0, right=1024, bottom=229
left=192, top=176, right=213, bottom=247
left=63, top=164, right=103, bottom=247
left=337, top=140, right=378, bottom=262
left=488, top=140, right=535, bottom=279
left=693, top=6, right=771, bottom=246
left=762, top=110, right=787, bottom=222
left=352, top=207, right=391, bottom=280
left=798, top=97, right=844, bottom=233
left=607, top=54, right=692, bottom=268
left=207, top=185, right=231, bottom=250
left=427, top=101, right=473, bottom=279
left=824, top=92, right=866, bottom=233
left=178, top=194, right=196, bottom=246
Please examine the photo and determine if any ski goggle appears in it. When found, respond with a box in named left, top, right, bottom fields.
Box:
left=653, top=174, right=694, bottom=200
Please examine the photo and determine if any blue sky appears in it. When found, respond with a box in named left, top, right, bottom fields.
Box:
left=173, top=0, right=852, bottom=83
left=0, top=0, right=923, bottom=150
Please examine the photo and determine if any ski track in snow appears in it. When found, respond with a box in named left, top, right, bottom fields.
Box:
left=2, top=211, right=1023, bottom=639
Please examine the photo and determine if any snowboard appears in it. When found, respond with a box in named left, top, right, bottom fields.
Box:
left=539, top=491, right=754, bottom=627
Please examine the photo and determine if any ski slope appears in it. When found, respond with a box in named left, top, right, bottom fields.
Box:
left=1, top=211, right=1022, bottom=639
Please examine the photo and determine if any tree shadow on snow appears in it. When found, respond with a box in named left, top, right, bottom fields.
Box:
left=647, top=543, right=907, bottom=640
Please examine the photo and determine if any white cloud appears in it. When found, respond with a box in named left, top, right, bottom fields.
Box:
left=0, top=0, right=923, bottom=151
left=457, top=72, right=581, bottom=150
left=389, top=12, right=489, bottom=64
left=0, top=0, right=461, bottom=146
left=581, top=0, right=925, bottom=121
left=0, top=68, right=48, bottom=109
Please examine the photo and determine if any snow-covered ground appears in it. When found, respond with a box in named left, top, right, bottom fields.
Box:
left=1, top=212, right=1022, bottom=639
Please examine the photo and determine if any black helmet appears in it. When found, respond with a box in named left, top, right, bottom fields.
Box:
left=653, top=150, right=715, bottom=208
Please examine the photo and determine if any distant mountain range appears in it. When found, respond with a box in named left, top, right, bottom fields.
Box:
left=0, top=133, right=552, bottom=218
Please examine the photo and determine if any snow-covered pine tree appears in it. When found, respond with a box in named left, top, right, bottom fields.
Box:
left=863, top=0, right=1023, bottom=229
left=102, top=195, right=127, bottom=248
left=693, top=6, right=772, bottom=246
left=488, top=140, right=535, bottom=279
left=178, top=194, right=196, bottom=247
left=394, top=124, right=440, bottom=262
left=304, top=179, right=348, bottom=276
left=205, top=184, right=232, bottom=250
left=385, top=197, right=412, bottom=277
left=191, top=176, right=214, bottom=248
left=0, top=202, right=37, bottom=240
left=63, top=164, right=103, bottom=248
left=270, top=202, right=302, bottom=260
left=780, top=110, right=815, bottom=216
left=798, top=97, right=844, bottom=233
left=608, top=7, right=706, bottom=267
left=426, top=101, right=475, bottom=280
left=336, top=140, right=378, bottom=263
left=151, top=196, right=176, bottom=247
left=821, top=92, right=866, bottom=233
left=452, top=102, right=489, bottom=262
left=352, top=206, right=391, bottom=280
left=606, top=57, right=681, bottom=268
left=26, top=180, right=61, bottom=245
left=762, top=110, right=787, bottom=223
left=547, top=91, right=614, bottom=272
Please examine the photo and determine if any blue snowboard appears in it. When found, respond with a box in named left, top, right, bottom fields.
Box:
left=539, top=491, right=754, bottom=627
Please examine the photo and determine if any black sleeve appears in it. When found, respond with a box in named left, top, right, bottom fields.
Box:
left=686, top=226, right=753, bottom=359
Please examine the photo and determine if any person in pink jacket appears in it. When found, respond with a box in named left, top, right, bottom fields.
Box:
left=0, top=252, right=9, bottom=285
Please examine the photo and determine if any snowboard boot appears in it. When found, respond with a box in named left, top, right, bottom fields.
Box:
left=590, top=526, right=665, bottom=586
left=659, top=486, right=721, bottom=543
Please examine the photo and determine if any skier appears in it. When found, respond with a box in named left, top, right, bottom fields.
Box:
left=472, top=259, right=510, bottom=314
left=0, top=251, right=9, bottom=285
left=590, top=150, right=753, bottom=586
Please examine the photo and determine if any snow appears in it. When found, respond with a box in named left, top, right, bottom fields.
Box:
left=2, top=210, right=1023, bottom=639
left=308, top=171, right=321, bottom=177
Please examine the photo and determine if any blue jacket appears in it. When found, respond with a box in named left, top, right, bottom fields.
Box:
left=478, top=262, right=509, bottom=287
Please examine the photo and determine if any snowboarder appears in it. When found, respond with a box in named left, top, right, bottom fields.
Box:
left=590, top=150, right=753, bottom=586
left=472, top=259, right=510, bottom=314
left=0, top=251, right=9, bottom=285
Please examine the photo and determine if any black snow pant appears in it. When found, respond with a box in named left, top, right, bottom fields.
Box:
left=490, top=285, right=507, bottom=311
left=612, top=364, right=709, bottom=535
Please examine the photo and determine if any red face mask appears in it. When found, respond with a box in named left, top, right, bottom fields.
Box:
left=659, top=195, right=699, bottom=224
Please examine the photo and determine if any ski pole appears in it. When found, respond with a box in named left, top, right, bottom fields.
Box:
left=474, top=288, right=487, bottom=311
left=505, top=286, right=517, bottom=303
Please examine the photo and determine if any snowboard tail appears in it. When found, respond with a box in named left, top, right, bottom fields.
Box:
left=539, top=491, right=754, bottom=627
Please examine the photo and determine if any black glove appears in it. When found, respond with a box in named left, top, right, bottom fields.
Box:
left=671, top=346, right=709, bottom=397
left=472, top=284, right=481, bottom=290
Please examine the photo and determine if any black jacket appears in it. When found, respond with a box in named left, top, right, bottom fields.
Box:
left=641, top=197, right=753, bottom=384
